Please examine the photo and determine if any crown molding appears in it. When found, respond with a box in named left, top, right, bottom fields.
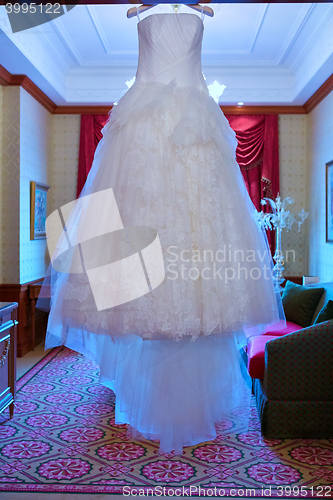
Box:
left=221, top=105, right=306, bottom=115
left=1, top=70, right=56, bottom=113
left=0, top=64, right=331, bottom=116
left=18, top=77, right=56, bottom=114
left=54, top=105, right=113, bottom=114
left=0, top=65, right=12, bottom=86
left=304, top=73, right=333, bottom=114
left=52, top=105, right=307, bottom=115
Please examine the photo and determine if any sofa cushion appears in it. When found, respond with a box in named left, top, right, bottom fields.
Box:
left=314, top=300, right=333, bottom=324
left=282, top=281, right=325, bottom=328
left=310, top=283, right=333, bottom=321
left=247, top=335, right=279, bottom=379
left=262, top=320, right=302, bottom=336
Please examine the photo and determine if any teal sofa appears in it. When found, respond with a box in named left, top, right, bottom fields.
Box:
left=251, top=283, right=333, bottom=438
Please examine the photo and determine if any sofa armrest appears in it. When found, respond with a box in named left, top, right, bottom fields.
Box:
left=264, top=320, right=333, bottom=401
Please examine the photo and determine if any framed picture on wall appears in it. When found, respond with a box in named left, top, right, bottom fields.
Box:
left=326, top=160, right=333, bottom=243
left=30, top=181, right=50, bottom=240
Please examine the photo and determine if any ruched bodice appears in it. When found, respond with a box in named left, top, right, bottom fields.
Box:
left=136, top=14, right=206, bottom=88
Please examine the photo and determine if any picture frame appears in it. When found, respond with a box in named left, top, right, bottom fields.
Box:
left=326, top=160, right=333, bottom=243
left=30, top=181, right=50, bottom=240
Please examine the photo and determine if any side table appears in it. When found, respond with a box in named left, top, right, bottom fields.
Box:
left=0, top=302, right=18, bottom=418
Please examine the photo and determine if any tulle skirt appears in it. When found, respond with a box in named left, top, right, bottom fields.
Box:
left=41, top=80, right=283, bottom=452
left=46, top=325, right=251, bottom=454
left=41, top=81, right=283, bottom=342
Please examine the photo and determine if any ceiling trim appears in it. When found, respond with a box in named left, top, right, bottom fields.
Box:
left=86, top=5, right=113, bottom=54
left=0, top=65, right=11, bottom=86
left=53, top=105, right=306, bottom=115
left=291, top=5, right=333, bottom=75
left=54, top=105, right=113, bottom=114
left=0, top=67, right=56, bottom=113
left=304, top=73, right=333, bottom=113
left=50, top=18, right=84, bottom=66
left=246, top=4, right=268, bottom=54
left=275, top=4, right=314, bottom=65
left=15, top=77, right=57, bottom=114
left=221, top=106, right=306, bottom=115
left=0, top=65, right=332, bottom=116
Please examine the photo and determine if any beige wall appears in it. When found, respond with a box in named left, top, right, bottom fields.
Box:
left=20, top=89, right=51, bottom=284
left=278, top=115, right=309, bottom=277
left=0, top=88, right=80, bottom=285
left=0, top=86, right=21, bottom=283
left=19, top=101, right=80, bottom=283
left=307, top=90, right=333, bottom=282
left=278, top=91, right=333, bottom=282
left=49, top=115, right=80, bottom=214
left=0, top=88, right=52, bottom=284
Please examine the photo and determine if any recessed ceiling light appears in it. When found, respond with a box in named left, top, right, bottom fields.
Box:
left=237, top=102, right=244, bottom=106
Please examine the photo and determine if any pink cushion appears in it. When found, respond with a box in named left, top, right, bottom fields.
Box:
left=262, top=320, right=302, bottom=337
left=247, top=335, right=279, bottom=379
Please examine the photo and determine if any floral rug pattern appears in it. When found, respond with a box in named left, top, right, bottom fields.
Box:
left=0, top=347, right=332, bottom=496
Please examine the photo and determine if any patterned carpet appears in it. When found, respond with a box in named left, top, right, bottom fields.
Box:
left=0, top=346, right=332, bottom=496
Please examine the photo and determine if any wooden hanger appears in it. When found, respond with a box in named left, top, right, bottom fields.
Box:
left=127, top=4, right=154, bottom=18
left=127, top=3, right=214, bottom=19
left=187, top=4, right=214, bottom=17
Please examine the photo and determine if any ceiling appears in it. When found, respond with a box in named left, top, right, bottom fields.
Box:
left=0, top=3, right=332, bottom=106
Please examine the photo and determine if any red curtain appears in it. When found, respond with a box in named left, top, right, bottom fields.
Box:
left=225, top=114, right=280, bottom=252
left=77, top=114, right=109, bottom=197
left=77, top=113, right=279, bottom=251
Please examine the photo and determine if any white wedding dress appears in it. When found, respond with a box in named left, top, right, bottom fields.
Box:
left=42, top=13, right=283, bottom=453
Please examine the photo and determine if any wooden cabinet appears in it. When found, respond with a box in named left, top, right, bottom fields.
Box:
left=0, top=302, right=18, bottom=418
left=0, top=281, right=48, bottom=357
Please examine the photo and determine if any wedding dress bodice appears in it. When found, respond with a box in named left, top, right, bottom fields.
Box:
left=136, top=14, right=206, bottom=88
